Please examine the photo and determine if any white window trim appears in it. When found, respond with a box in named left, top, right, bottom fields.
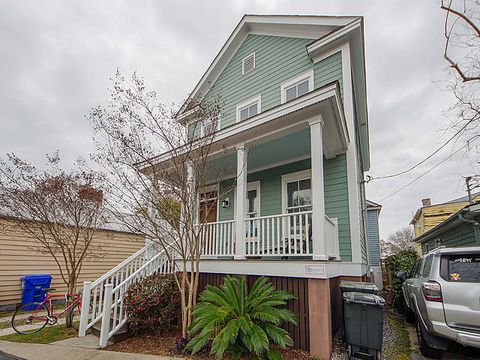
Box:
left=187, top=118, right=221, bottom=139
left=280, top=69, right=314, bottom=104
left=235, top=94, right=262, bottom=123
left=242, top=52, right=256, bottom=75
left=281, top=169, right=312, bottom=214
left=246, top=181, right=261, bottom=217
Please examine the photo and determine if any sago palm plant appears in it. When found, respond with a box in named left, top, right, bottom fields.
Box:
left=187, top=275, right=297, bottom=360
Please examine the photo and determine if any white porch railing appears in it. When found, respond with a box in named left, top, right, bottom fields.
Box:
left=196, top=220, right=235, bottom=257
left=325, top=215, right=340, bottom=260
left=78, top=245, right=175, bottom=347
left=244, top=211, right=313, bottom=257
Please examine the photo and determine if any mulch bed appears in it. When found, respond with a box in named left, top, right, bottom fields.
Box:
left=106, top=330, right=314, bottom=359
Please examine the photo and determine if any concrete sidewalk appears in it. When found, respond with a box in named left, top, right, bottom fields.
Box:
left=0, top=340, right=177, bottom=360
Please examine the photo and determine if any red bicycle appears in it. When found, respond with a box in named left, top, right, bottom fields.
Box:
left=11, top=288, right=83, bottom=334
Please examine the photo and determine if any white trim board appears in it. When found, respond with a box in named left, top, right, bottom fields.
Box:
left=182, top=259, right=367, bottom=279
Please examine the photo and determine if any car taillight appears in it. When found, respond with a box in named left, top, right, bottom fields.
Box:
left=422, top=281, right=442, bottom=302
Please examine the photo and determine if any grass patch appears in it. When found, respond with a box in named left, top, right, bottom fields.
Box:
left=0, top=324, right=77, bottom=344
left=383, top=310, right=411, bottom=360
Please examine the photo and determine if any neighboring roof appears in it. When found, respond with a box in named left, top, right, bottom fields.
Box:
left=0, top=208, right=141, bottom=235
left=440, top=192, right=480, bottom=205
left=410, top=192, right=480, bottom=224
left=366, top=199, right=382, bottom=211
left=414, top=203, right=480, bottom=244
left=174, top=14, right=370, bottom=170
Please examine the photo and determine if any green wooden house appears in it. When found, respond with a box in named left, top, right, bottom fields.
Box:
left=79, top=15, right=372, bottom=358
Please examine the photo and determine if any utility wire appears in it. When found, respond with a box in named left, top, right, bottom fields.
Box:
left=369, top=119, right=475, bottom=181
left=379, top=143, right=468, bottom=202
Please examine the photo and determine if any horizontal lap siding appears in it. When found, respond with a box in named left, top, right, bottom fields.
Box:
left=197, top=273, right=310, bottom=351
left=202, top=34, right=343, bottom=131
left=207, top=35, right=313, bottom=129
left=0, top=217, right=144, bottom=306
left=324, top=154, right=351, bottom=261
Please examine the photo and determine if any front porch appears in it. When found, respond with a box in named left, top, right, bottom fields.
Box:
left=192, top=86, right=350, bottom=263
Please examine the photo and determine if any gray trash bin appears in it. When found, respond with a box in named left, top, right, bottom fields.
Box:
left=340, top=280, right=379, bottom=294
left=343, top=291, right=385, bottom=360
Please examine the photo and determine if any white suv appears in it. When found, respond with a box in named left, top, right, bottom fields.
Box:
left=401, top=247, right=480, bottom=358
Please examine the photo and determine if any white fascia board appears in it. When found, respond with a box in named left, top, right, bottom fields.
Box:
left=306, top=17, right=362, bottom=58
left=175, top=15, right=360, bottom=120
left=138, top=84, right=344, bottom=172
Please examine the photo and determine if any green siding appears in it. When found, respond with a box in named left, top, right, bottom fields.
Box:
left=204, top=34, right=343, bottom=130
left=217, top=156, right=352, bottom=260
left=323, top=154, right=352, bottom=261
left=422, top=222, right=478, bottom=253
left=187, top=121, right=201, bottom=141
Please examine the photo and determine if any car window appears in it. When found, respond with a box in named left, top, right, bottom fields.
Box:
left=422, top=255, right=433, bottom=278
left=440, top=254, right=480, bottom=283
left=412, top=259, right=422, bottom=277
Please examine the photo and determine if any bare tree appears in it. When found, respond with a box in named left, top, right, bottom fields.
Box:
left=89, top=71, right=238, bottom=340
left=0, top=153, right=107, bottom=326
left=441, top=1, right=480, bottom=153
left=387, top=226, right=416, bottom=254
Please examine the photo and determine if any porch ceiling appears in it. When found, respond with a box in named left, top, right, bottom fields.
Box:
left=206, top=129, right=311, bottom=180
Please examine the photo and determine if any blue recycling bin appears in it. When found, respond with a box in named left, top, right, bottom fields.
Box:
left=21, top=274, right=52, bottom=305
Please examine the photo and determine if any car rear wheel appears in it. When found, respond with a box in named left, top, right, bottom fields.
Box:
left=416, top=319, right=443, bottom=359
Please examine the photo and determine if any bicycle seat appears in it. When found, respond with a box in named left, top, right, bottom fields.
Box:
left=42, top=288, right=56, bottom=293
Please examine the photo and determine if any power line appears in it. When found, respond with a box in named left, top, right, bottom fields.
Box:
left=368, top=119, right=476, bottom=181
left=379, top=143, right=468, bottom=202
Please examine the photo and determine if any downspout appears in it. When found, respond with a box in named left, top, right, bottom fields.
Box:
left=458, top=212, right=480, bottom=246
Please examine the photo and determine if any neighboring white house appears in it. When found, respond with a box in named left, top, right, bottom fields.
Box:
left=80, top=15, right=371, bottom=360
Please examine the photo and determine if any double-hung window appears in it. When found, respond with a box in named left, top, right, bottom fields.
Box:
left=236, top=95, right=261, bottom=123
left=281, top=70, right=314, bottom=103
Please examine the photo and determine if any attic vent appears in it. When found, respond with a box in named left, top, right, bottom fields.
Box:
left=242, top=53, right=255, bottom=75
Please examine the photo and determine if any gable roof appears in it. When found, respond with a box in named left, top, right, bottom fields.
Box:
left=176, top=14, right=361, bottom=120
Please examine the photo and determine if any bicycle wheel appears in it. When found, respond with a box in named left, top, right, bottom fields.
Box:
left=12, top=302, right=50, bottom=334
left=68, top=303, right=81, bottom=330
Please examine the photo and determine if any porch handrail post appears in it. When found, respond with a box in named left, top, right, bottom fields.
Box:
left=234, top=143, right=247, bottom=259
left=78, top=281, right=91, bottom=337
left=309, top=118, right=328, bottom=261
left=99, top=283, right=113, bottom=348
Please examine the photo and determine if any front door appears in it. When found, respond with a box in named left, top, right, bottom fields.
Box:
left=199, top=190, right=218, bottom=223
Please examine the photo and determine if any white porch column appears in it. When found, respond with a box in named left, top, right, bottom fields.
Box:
left=234, top=144, right=247, bottom=260
left=309, top=118, right=328, bottom=261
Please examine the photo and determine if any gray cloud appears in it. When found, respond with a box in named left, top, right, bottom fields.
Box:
left=0, top=0, right=476, bottom=240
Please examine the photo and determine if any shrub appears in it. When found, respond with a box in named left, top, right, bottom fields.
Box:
left=187, top=275, right=297, bottom=360
left=385, top=250, right=419, bottom=309
left=124, top=273, right=180, bottom=334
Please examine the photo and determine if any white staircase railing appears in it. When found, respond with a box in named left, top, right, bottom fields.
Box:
left=78, top=244, right=175, bottom=347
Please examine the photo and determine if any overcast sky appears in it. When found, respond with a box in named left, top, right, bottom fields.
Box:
left=0, top=0, right=477, bottom=240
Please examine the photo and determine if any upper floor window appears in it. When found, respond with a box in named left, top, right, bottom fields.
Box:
left=236, top=95, right=261, bottom=123
left=187, top=118, right=218, bottom=141
left=242, top=52, right=255, bottom=75
left=281, top=69, right=314, bottom=104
